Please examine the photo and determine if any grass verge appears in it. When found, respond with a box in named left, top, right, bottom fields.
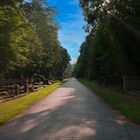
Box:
left=0, top=81, right=65, bottom=125
left=80, top=79, right=140, bottom=124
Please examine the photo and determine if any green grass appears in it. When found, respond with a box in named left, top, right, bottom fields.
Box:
left=80, top=79, right=140, bottom=124
left=0, top=81, right=64, bottom=125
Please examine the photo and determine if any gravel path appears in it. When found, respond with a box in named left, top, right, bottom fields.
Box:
left=0, top=78, right=140, bottom=140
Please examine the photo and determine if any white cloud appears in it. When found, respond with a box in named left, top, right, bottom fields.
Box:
left=68, top=0, right=79, bottom=5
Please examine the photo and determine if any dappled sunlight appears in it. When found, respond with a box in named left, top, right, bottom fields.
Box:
left=21, top=119, right=38, bottom=133
left=116, top=119, right=128, bottom=125
left=115, top=113, right=129, bottom=125
left=41, top=125, right=96, bottom=139
left=1, top=79, right=140, bottom=140
left=0, top=0, right=140, bottom=139
left=24, top=87, right=76, bottom=114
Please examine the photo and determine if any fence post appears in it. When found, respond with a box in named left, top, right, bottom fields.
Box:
left=15, top=84, right=19, bottom=95
left=25, top=79, right=28, bottom=93
left=31, top=78, right=34, bottom=91
left=60, top=77, right=63, bottom=81
left=123, top=76, right=126, bottom=92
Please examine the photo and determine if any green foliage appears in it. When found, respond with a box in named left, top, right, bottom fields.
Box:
left=75, top=0, right=140, bottom=82
left=64, top=63, right=74, bottom=77
left=22, top=1, right=70, bottom=78
left=33, top=74, right=46, bottom=83
left=0, top=5, right=33, bottom=73
left=51, top=47, right=71, bottom=77
left=0, top=0, right=70, bottom=79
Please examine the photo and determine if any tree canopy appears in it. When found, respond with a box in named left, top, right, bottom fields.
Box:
left=75, top=0, right=140, bottom=83
left=0, top=0, right=70, bottom=79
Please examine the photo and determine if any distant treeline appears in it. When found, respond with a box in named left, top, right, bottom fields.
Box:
left=0, top=0, right=71, bottom=79
left=75, top=0, right=140, bottom=82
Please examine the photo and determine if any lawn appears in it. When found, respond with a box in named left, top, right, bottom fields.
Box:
left=80, top=79, right=140, bottom=124
left=0, top=81, right=64, bottom=125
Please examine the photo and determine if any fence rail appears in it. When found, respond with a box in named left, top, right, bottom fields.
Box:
left=0, top=77, right=63, bottom=99
left=123, top=76, right=140, bottom=94
left=0, top=79, right=26, bottom=96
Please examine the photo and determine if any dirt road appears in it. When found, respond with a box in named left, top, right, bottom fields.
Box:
left=0, top=78, right=140, bottom=140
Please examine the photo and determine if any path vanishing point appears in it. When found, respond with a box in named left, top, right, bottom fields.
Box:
left=0, top=78, right=140, bottom=140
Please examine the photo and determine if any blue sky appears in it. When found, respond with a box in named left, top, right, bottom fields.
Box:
left=47, top=0, right=86, bottom=63
left=25, top=0, right=86, bottom=63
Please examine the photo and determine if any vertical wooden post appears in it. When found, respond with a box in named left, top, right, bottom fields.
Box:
left=31, top=78, right=34, bottom=91
left=103, top=77, right=106, bottom=86
left=60, top=77, right=63, bottom=81
left=15, top=84, right=19, bottom=95
left=123, top=76, right=126, bottom=92
left=25, top=79, right=29, bottom=93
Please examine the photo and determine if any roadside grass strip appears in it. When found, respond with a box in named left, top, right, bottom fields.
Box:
left=0, top=82, right=63, bottom=125
left=80, top=79, right=140, bottom=124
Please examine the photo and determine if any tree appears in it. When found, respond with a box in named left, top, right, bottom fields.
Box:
left=0, top=0, right=71, bottom=79
left=75, top=0, right=140, bottom=83
left=23, top=0, right=70, bottom=78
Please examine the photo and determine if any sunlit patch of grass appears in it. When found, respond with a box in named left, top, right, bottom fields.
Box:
left=80, top=79, right=140, bottom=124
left=0, top=81, right=64, bottom=125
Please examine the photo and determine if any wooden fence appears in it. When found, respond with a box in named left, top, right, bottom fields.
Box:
left=0, top=77, right=63, bottom=99
left=0, top=79, right=38, bottom=98
left=0, top=79, right=27, bottom=96
left=123, top=76, right=140, bottom=92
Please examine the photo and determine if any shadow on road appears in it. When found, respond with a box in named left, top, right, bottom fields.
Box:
left=0, top=78, right=140, bottom=140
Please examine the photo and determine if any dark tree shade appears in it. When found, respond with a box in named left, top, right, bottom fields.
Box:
left=75, top=0, right=140, bottom=82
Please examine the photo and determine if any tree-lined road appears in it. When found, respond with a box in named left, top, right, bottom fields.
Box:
left=0, top=78, right=140, bottom=140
